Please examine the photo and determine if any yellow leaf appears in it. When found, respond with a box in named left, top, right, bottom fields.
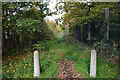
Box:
left=56, top=25, right=61, bottom=31
left=18, top=24, right=21, bottom=27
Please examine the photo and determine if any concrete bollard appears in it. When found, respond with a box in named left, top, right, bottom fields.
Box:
left=34, top=50, right=40, bottom=77
left=90, top=50, right=96, bottom=77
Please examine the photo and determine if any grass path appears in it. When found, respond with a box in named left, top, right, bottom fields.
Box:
left=2, top=39, right=119, bottom=78
left=40, top=40, right=90, bottom=78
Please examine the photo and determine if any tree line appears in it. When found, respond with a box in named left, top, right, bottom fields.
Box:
left=2, top=2, right=54, bottom=56
left=59, top=2, right=120, bottom=54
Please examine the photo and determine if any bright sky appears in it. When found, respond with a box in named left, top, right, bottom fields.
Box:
left=44, top=0, right=64, bottom=23
left=44, top=0, right=89, bottom=23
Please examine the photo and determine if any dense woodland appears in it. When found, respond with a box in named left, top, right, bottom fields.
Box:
left=61, top=2, right=120, bottom=46
left=2, top=2, right=54, bottom=56
left=59, top=2, right=120, bottom=58
left=2, top=2, right=120, bottom=78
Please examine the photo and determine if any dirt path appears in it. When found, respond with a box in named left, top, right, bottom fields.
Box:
left=57, top=58, right=83, bottom=79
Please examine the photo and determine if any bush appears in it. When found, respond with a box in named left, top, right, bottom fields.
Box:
left=93, top=40, right=119, bottom=55
left=32, top=41, right=46, bottom=51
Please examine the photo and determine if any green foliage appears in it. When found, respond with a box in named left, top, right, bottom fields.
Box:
left=15, top=18, right=40, bottom=34
left=2, top=52, right=34, bottom=78
left=2, top=2, right=55, bottom=55
left=97, top=55, right=119, bottom=78
left=40, top=40, right=90, bottom=78
left=2, top=40, right=119, bottom=78
left=32, top=42, right=46, bottom=51
left=46, top=21, right=63, bottom=39
left=94, top=41, right=109, bottom=49
left=2, top=2, right=119, bottom=78
left=63, top=2, right=118, bottom=26
left=61, top=2, right=119, bottom=44
left=93, top=41, right=119, bottom=54
left=40, top=51, right=59, bottom=78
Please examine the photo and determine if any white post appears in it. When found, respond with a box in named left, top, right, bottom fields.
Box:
left=34, top=50, right=40, bottom=77
left=90, top=50, right=96, bottom=77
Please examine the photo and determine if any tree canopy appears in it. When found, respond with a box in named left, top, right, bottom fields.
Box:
left=2, top=2, right=54, bottom=55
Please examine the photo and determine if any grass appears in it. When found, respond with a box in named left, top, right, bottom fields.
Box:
left=40, top=39, right=90, bottom=78
left=97, top=55, right=119, bottom=78
left=2, top=52, right=34, bottom=78
left=2, top=39, right=119, bottom=78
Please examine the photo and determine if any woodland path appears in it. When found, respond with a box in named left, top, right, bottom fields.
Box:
left=57, top=58, right=83, bottom=79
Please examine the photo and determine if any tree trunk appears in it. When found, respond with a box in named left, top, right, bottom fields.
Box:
left=88, top=24, right=91, bottom=41
left=105, top=8, right=109, bottom=40
left=81, top=27, right=82, bottom=42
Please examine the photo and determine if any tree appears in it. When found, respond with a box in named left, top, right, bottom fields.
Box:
left=60, top=2, right=119, bottom=44
left=2, top=2, right=54, bottom=56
